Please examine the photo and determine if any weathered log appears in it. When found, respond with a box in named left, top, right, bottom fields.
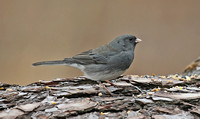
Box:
left=0, top=57, right=200, bottom=118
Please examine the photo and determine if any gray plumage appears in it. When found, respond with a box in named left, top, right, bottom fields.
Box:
left=32, top=34, right=141, bottom=81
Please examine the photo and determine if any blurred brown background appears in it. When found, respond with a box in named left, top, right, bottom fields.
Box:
left=0, top=0, right=200, bottom=85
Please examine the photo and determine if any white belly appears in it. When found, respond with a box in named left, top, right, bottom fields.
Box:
left=84, top=70, right=125, bottom=81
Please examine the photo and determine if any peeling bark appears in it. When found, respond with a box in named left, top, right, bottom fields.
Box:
left=0, top=57, right=200, bottom=118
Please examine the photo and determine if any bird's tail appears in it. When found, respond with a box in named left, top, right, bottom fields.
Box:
left=32, top=60, right=65, bottom=66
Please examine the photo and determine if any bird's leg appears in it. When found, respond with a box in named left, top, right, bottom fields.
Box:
left=98, top=81, right=113, bottom=96
left=106, top=79, right=144, bottom=94
left=105, top=80, right=115, bottom=86
left=105, top=75, right=123, bottom=86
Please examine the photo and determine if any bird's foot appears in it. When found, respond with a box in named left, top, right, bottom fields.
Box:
left=98, top=82, right=114, bottom=96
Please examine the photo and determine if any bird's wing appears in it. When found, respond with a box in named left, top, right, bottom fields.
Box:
left=65, top=49, right=108, bottom=65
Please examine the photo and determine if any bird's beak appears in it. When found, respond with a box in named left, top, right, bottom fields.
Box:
left=135, top=38, right=142, bottom=43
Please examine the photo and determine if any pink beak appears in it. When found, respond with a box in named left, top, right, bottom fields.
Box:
left=135, top=38, right=142, bottom=43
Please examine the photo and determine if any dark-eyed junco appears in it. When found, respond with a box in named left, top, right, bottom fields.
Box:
left=33, top=34, right=141, bottom=81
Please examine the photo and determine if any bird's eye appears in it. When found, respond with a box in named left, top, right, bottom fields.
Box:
left=129, top=38, right=133, bottom=41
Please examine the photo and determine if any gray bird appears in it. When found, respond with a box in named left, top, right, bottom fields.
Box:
left=33, top=34, right=141, bottom=82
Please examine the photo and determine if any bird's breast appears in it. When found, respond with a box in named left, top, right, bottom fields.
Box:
left=108, top=51, right=134, bottom=70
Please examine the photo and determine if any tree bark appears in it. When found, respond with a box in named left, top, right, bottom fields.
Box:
left=0, top=57, right=200, bottom=119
